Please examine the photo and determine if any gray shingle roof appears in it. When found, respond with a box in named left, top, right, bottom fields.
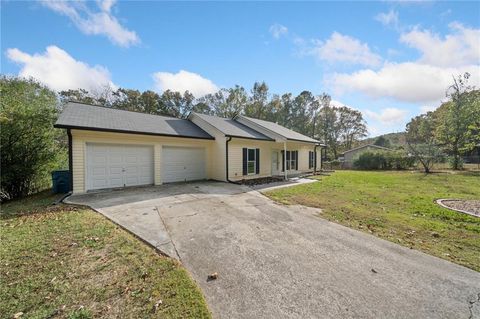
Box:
left=55, top=102, right=213, bottom=139
left=238, top=116, right=321, bottom=144
left=192, top=112, right=273, bottom=140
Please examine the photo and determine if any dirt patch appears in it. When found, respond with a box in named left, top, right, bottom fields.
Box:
left=437, top=199, right=480, bottom=218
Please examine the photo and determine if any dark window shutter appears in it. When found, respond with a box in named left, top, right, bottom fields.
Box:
left=281, top=151, right=284, bottom=172
left=314, top=151, right=317, bottom=169
left=255, top=148, right=260, bottom=174
left=242, top=148, right=247, bottom=175
left=295, top=151, right=299, bottom=170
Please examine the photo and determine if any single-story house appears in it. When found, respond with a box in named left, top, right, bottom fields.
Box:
left=55, top=102, right=324, bottom=194
left=340, top=144, right=392, bottom=168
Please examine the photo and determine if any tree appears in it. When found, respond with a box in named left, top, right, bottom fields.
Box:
left=159, top=90, right=195, bottom=118
left=244, top=82, right=269, bottom=119
left=315, top=99, right=367, bottom=160
left=1, top=77, right=66, bottom=199
left=374, top=136, right=391, bottom=148
left=59, top=88, right=100, bottom=105
left=338, top=106, right=367, bottom=150
left=435, top=73, right=478, bottom=169
left=405, top=113, right=440, bottom=173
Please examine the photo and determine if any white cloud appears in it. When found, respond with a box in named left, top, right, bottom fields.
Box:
left=327, top=22, right=480, bottom=104
left=308, top=32, right=382, bottom=67
left=152, top=70, right=219, bottom=97
left=375, top=10, right=399, bottom=29
left=364, top=107, right=408, bottom=124
left=269, top=23, right=288, bottom=39
left=420, top=105, right=437, bottom=113
left=400, top=23, right=480, bottom=67
left=329, top=62, right=480, bottom=104
left=7, top=45, right=114, bottom=92
left=41, top=0, right=139, bottom=47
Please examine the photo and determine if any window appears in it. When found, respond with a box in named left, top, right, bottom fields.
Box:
left=309, top=151, right=315, bottom=169
left=284, top=150, right=297, bottom=171
left=247, top=148, right=256, bottom=175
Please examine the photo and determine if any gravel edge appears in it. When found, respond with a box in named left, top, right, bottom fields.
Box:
left=436, top=199, right=480, bottom=218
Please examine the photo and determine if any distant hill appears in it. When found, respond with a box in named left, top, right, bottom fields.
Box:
left=356, top=132, right=406, bottom=149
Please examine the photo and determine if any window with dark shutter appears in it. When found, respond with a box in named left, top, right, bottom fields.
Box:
left=283, top=150, right=299, bottom=171
left=309, top=151, right=314, bottom=169
left=255, top=149, right=260, bottom=174
left=295, top=151, right=298, bottom=170
left=242, top=148, right=248, bottom=175
left=244, top=148, right=257, bottom=175
left=281, top=150, right=285, bottom=172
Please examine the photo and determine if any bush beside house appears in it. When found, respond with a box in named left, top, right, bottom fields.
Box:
left=0, top=77, right=67, bottom=200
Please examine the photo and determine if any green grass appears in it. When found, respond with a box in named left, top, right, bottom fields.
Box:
left=0, top=192, right=211, bottom=319
left=266, top=171, right=480, bottom=271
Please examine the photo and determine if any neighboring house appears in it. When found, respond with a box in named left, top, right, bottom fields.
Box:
left=55, top=102, right=324, bottom=194
left=340, top=144, right=392, bottom=168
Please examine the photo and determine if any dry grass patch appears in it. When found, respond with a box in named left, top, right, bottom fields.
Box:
left=0, top=192, right=211, bottom=319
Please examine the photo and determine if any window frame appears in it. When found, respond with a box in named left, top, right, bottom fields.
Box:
left=247, top=148, right=257, bottom=175
left=285, top=150, right=297, bottom=171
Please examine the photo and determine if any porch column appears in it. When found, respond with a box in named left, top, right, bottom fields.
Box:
left=284, top=141, right=288, bottom=180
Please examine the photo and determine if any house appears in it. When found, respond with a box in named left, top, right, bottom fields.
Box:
left=55, top=102, right=324, bottom=194
left=340, top=144, right=392, bottom=168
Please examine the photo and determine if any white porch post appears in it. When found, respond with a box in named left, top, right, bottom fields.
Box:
left=284, top=141, right=287, bottom=180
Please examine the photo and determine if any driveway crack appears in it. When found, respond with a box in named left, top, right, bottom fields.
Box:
left=468, top=292, right=480, bottom=319
left=154, top=206, right=182, bottom=262
left=165, top=212, right=199, bottom=219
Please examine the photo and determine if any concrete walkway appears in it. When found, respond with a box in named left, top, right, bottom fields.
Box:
left=67, top=181, right=480, bottom=319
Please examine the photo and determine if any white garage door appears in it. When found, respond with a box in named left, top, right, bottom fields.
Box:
left=86, top=143, right=154, bottom=191
left=162, top=146, right=206, bottom=183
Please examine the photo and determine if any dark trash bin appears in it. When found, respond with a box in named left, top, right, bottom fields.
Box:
left=52, top=170, right=71, bottom=193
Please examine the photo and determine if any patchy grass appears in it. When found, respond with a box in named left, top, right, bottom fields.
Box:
left=266, top=171, right=480, bottom=271
left=0, top=191, right=211, bottom=319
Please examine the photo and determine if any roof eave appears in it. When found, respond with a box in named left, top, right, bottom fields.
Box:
left=53, top=124, right=215, bottom=140
left=225, top=134, right=275, bottom=141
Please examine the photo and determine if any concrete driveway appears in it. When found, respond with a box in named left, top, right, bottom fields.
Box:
left=68, top=181, right=480, bottom=319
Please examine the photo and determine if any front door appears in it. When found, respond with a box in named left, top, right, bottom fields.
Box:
left=271, top=150, right=280, bottom=176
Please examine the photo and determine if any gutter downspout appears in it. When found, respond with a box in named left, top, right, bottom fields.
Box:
left=284, top=141, right=288, bottom=180
left=67, top=129, right=73, bottom=192
left=226, top=136, right=240, bottom=184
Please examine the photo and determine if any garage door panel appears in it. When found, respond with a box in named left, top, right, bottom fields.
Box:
left=162, top=147, right=206, bottom=183
left=87, top=144, right=154, bottom=191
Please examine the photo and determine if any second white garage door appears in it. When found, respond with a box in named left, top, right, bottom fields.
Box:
left=162, top=146, right=206, bottom=183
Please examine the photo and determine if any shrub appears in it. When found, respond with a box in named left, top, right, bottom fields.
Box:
left=0, top=77, right=66, bottom=200
left=353, top=151, right=414, bottom=170
left=353, top=152, right=387, bottom=170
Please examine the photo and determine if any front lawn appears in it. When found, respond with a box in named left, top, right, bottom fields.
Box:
left=266, top=171, right=480, bottom=271
left=0, top=192, right=211, bottom=319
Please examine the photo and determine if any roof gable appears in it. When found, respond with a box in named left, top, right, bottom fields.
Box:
left=191, top=112, right=273, bottom=140
left=237, top=115, right=321, bottom=144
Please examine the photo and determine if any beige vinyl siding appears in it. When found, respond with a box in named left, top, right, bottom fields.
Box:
left=228, top=139, right=319, bottom=181
left=189, top=115, right=227, bottom=181
left=71, top=129, right=214, bottom=194
left=228, top=139, right=273, bottom=180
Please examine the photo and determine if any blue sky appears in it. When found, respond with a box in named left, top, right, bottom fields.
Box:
left=2, top=1, right=479, bottom=136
